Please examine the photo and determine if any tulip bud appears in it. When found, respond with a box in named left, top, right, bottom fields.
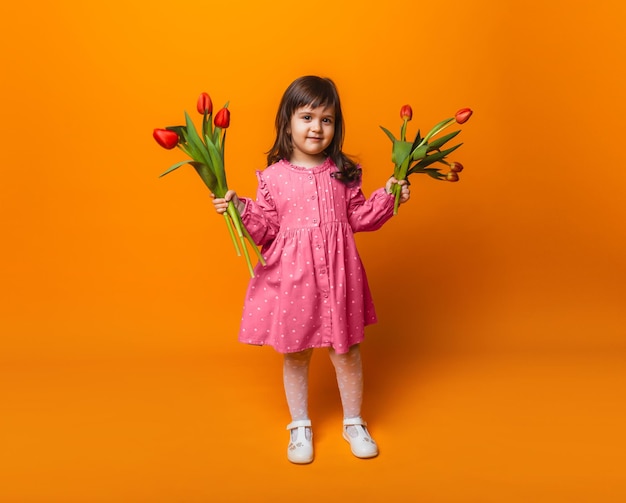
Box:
left=153, top=128, right=179, bottom=150
left=455, top=108, right=473, bottom=124
left=197, top=92, right=213, bottom=115
left=400, top=104, right=413, bottom=121
left=446, top=171, right=460, bottom=182
left=214, top=107, right=230, bottom=128
left=450, top=161, right=464, bottom=173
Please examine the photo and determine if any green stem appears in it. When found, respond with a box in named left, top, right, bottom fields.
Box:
left=423, top=117, right=455, bottom=144
left=226, top=201, right=243, bottom=237
left=241, top=224, right=266, bottom=266
left=239, top=231, right=254, bottom=278
left=409, top=118, right=456, bottom=161
left=226, top=201, right=259, bottom=277
left=392, top=183, right=401, bottom=215
left=396, top=157, right=411, bottom=182
left=223, top=212, right=241, bottom=256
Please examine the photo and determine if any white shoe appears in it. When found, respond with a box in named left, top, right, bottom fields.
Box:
left=343, top=417, right=378, bottom=458
left=286, top=419, right=313, bottom=464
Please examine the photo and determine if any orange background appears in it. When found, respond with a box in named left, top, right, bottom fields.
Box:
left=1, top=0, right=625, bottom=501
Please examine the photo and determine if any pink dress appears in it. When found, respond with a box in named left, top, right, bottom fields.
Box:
left=238, top=158, right=395, bottom=354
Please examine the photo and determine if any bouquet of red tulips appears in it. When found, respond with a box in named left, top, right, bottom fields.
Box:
left=153, top=92, right=265, bottom=277
left=381, top=106, right=473, bottom=214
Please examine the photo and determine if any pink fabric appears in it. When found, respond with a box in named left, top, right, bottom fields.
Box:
left=238, top=158, right=395, bottom=354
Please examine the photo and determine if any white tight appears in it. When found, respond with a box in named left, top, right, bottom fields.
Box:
left=283, top=345, right=363, bottom=422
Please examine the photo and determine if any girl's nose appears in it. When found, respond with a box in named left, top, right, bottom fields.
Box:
left=311, top=120, right=322, bottom=131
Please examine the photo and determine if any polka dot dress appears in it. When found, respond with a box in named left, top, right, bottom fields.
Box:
left=238, top=158, right=395, bottom=355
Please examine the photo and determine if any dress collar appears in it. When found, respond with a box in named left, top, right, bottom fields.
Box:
left=280, top=157, right=334, bottom=174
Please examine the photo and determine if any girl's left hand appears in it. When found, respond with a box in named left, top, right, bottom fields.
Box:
left=385, top=177, right=411, bottom=204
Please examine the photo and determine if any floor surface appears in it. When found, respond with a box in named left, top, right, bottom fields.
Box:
left=2, top=348, right=625, bottom=502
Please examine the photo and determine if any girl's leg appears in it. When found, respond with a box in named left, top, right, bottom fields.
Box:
left=329, top=344, right=378, bottom=458
left=328, top=344, right=363, bottom=419
left=283, top=349, right=314, bottom=464
left=283, top=348, right=313, bottom=421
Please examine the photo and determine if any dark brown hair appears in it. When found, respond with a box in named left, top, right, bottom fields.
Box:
left=266, top=76, right=361, bottom=186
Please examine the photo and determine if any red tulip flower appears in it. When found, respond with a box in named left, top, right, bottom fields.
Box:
left=381, top=103, right=474, bottom=212
left=450, top=161, right=464, bottom=173
left=155, top=94, right=265, bottom=278
left=455, top=108, right=473, bottom=124
left=399, top=104, right=413, bottom=142
left=153, top=128, right=179, bottom=150
left=400, top=105, right=413, bottom=121
left=214, top=107, right=230, bottom=128
left=197, top=92, right=213, bottom=115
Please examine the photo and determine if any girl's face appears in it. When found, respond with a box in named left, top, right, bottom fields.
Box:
left=287, top=104, right=335, bottom=167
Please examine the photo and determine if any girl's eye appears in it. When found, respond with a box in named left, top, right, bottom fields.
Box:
left=322, top=118, right=333, bottom=123
left=303, top=115, right=311, bottom=120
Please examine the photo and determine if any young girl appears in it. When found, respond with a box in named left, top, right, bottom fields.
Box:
left=212, top=76, right=410, bottom=464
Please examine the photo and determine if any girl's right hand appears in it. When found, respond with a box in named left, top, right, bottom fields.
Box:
left=211, top=190, right=244, bottom=214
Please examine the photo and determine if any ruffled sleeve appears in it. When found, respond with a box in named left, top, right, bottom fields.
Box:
left=346, top=181, right=396, bottom=233
left=239, top=170, right=281, bottom=246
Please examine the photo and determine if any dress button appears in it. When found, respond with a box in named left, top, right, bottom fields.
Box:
left=311, top=194, right=316, bottom=200
left=320, top=268, right=326, bottom=274
left=312, top=219, right=318, bottom=224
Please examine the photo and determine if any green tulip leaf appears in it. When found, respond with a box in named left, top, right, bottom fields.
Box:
left=407, top=165, right=444, bottom=179
left=410, top=144, right=429, bottom=161
left=205, top=139, right=224, bottom=170
left=180, top=138, right=204, bottom=166
left=212, top=126, right=222, bottom=145
left=410, top=129, right=423, bottom=151
left=415, top=144, right=462, bottom=169
left=424, top=168, right=445, bottom=180
left=427, top=130, right=460, bottom=151
left=177, top=128, right=204, bottom=161
left=205, top=139, right=227, bottom=192
left=184, top=111, right=212, bottom=166
left=202, top=111, right=208, bottom=139
left=190, top=161, right=219, bottom=193
left=380, top=126, right=397, bottom=144
left=204, top=133, right=215, bottom=149
left=424, top=117, right=454, bottom=142
left=392, top=140, right=413, bottom=166
left=159, top=159, right=195, bottom=178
